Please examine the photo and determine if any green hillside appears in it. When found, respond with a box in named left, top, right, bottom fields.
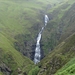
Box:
left=41, top=0, right=75, bottom=55
left=0, top=0, right=64, bottom=60
left=1, top=0, right=75, bottom=75
left=38, top=33, right=75, bottom=75
left=55, top=57, right=75, bottom=75
left=37, top=0, right=75, bottom=75
left=0, top=0, right=64, bottom=75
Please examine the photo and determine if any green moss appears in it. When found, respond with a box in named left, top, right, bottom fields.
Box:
left=55, top=57, right=75, bottom=75
left=28, top=66, right=40, bottom=75
left=0, top=72, right=3, bottom=75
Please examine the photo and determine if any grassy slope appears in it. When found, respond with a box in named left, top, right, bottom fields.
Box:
left=38, top=33, right=75, bottom=75
left=41, top=0, right=75, bottom=55
left=0, top=0, right=63, bottom=75
left=0, top=32, right=34, bottom=74
left=0, top=72, right=3, bottom=75
left=1, top=0, right=74, bottom=74
left=55, top=57, right=75, bottom=75
left=0, top=0, right=63, bottom=55
left=0, top=1, right=37, bottom=74
left=38, top=0, right=75, bottom=75
left=59, top=1, right=75, bottom=41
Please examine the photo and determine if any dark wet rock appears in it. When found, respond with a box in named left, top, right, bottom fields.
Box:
left=0, top=63, right=12, bottom=75
left=23, top=72, right=27, bottom=75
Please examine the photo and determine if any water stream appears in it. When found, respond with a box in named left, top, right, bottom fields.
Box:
left=34, top=15, right=49, bottom=64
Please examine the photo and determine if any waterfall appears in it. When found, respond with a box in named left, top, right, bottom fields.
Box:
left=34, top=15, right=49, bottom=64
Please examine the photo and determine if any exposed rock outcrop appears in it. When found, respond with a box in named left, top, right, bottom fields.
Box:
left=0, top=63, right=11, bottom=75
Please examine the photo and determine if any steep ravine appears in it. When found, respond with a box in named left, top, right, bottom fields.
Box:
left=14, top=22, right=44, bottom=60
left=14, top=8, right=52, bottom=61
left=13, top=0, right=67, bottom=63
left=0, top=0, right=70, bottom=75
left=14, top=14, right=49, bottom=61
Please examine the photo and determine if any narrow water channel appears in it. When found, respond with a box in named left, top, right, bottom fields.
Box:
left=34, top=15, right=49, bottom=64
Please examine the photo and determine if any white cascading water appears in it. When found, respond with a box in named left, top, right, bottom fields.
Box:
left=34, top=15, right=49, bottom=64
